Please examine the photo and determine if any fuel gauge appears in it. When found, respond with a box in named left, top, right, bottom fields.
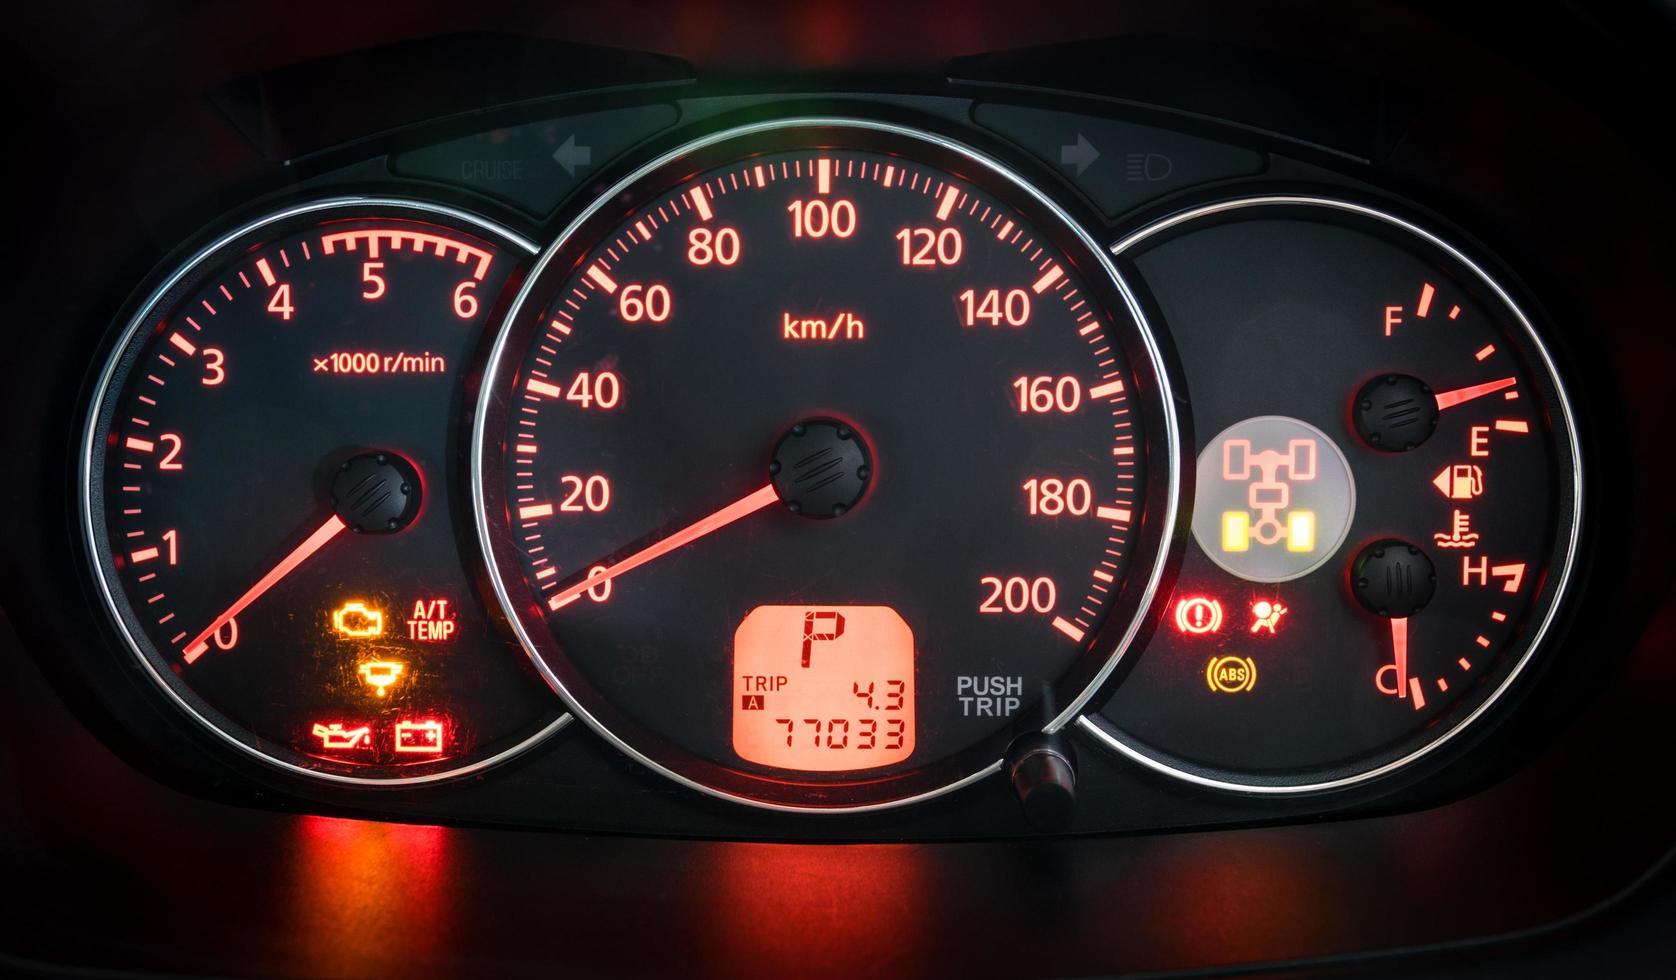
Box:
left=1087, top=196, right=1582, bottom=791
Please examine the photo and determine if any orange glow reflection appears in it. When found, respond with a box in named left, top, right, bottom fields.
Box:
left=283, top=816, right=454, bottom=977
left=692, top=842, right=932, bottom=973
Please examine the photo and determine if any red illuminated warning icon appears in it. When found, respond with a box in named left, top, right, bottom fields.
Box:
left=407, top=597, right=457, bottom=642
left=1249, top=600, right=1287, bottom=634
left=393, top=719, right=446, bottom=755
left=311, top=722, right=372, bottom=750
left=1174, top=596, right=1224, bottom=635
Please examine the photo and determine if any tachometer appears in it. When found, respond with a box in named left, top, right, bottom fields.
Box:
left=474, top=119, right=1178, bottom=810
left=82, top=199, right=565, bottom=783
left=1086, top=196, right=1581, bottom=791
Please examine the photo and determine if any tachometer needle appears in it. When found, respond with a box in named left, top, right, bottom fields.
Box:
left=182, top=514, right=347, bottom=663
left=546, top=485, right=780, bottom=611
left=1434, top=376, right=1516, bottom=410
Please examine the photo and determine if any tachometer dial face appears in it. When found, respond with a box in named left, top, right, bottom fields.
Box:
left=1087, top=197, right=1581, bottom=791
left=82, top=199, right=565, bottom=784
left=475, top=120, right=1178, bottom=810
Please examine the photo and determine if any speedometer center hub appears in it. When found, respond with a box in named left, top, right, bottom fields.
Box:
left=769, top=418, right=871, bottom=518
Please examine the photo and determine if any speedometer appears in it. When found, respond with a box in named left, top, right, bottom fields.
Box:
left=474, top=119, right=1178, bottom=810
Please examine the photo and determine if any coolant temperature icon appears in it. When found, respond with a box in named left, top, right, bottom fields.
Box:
left=1192, top=416, right=1357, bottom=583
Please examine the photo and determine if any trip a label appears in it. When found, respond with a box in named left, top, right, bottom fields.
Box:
left=312, top=351, right=449, bottom=375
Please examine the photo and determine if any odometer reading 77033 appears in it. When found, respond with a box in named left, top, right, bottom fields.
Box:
left=474, top=120, right=1178, bottom=810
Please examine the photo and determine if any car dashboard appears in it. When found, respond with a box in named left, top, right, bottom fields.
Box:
left=3, top=2, right=1674, bottom=976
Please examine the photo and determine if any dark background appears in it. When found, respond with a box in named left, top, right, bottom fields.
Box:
left=3, top=1, right=1674, bottom=975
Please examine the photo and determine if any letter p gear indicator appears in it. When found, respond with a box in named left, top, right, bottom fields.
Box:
left=801, top=610, right=846, bottom=667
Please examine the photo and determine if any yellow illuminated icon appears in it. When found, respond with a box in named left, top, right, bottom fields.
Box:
left=1221, top=511, right=1250, bottom=552
left=332, top=600, right=384, bottom=638
left=1286, top=511, right=1315, bottom=552
left=1205, top=655, right=1257, bottom=694
left=357, top=660, right=406, bottom=697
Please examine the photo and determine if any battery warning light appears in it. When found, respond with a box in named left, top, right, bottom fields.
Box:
left=1175, top=596, right=1224, bottom=635
left=357, top=660, right=405, bottom=697
left=393, top=719, right=446, bottom=755
left=332, top=600, right=384, bottom=638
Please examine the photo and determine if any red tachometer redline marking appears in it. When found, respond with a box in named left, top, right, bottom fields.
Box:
left=180, top=514, right=347, bottom=663
left=1434, top=376, right=1517, bottom=410
left=545, top=485, right=780, bottom=611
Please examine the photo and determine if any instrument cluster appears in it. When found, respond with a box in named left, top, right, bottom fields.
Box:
left=59, top=86, right=1591, bottom=833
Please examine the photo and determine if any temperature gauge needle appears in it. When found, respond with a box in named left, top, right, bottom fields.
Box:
left=1434, top=376, right=1516, bottom=410
left=547, top=485, right=780, bottom=611
left=1389, top=616, right=1409, bottom=695
left=182, top=514, right=347, bottom=663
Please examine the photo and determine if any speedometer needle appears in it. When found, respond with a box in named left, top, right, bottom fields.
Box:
left=546, top=485, right=780, bottom=611
left=1434, top=376, right=1516, bottom=410
left=182, top=514, right=347, bottom=663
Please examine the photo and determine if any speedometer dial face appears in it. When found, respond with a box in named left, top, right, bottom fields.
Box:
left=83, top=199, right=564, bottom=784
left=1087, top=197, right=1581, bottom=791
left=475, top=120, right=1178, bottom=810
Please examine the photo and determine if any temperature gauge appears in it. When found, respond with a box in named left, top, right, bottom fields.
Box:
left=1089, top=196, right=1582, bottom=791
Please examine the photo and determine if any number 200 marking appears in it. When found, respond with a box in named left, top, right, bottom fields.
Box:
left=979, top=576, right=1056, bottom=614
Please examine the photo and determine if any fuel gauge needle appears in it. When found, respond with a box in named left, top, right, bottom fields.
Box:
left=1434, top=376, right=1516, bottom=410
left=546, top=485, right=780, bottom=611
left=182, top=514, right=347, bottom=663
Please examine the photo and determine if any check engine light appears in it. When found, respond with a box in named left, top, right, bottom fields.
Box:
left=332, top=600, right=384, bottom=638
left=732, top=605, right=915, bottom=772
